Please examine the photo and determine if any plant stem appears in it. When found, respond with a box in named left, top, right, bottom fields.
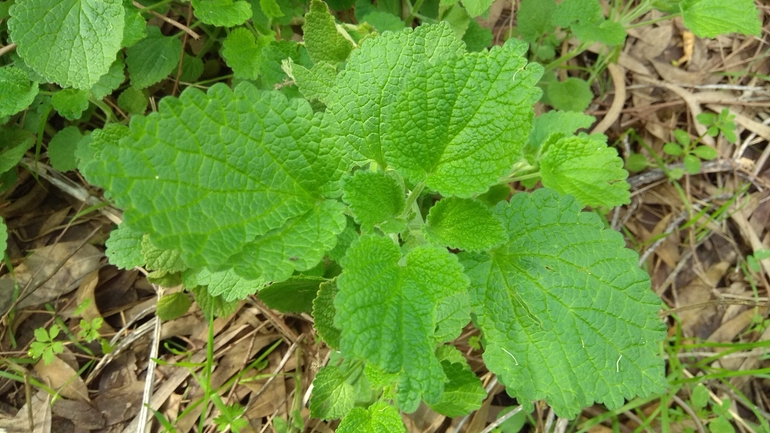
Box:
left=499, top=172, right=541, bottom=184
left=403, top=181, right=425, bottom=215
left=405, top=0, right=426, bottom=24
left=544, top=42, right=590, bottom=73
left=625, top=13, right=681, bottom=29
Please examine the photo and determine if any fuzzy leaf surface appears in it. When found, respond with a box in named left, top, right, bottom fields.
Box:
left=51, top=89, right=90, bottom=120
left=309, top=365, right=355, bottom=420
left=0, top=66, right=38, bottom=117
left=221, top=27, right=266, bottom=80
left=314, top=280, right=341, bottom=349
left=335, top=235, right=469, bottom=412
left=427, top=360, right=486, bottom=417
left=105, top=223, right=145, bottom=270
left=285, top=60, right=336, bottom=103
left=183, top=268, right=265, bottom=301
left=424, top=197, right=507, bottom=252
left=681, top=0, right=761, bottom=38
left=342, top=170, right=405, bottom=230
left=191, top=0, right=252, bottom=26
left=459, top=189, right=666, bottom=418
left=48, top=126, right=83, bottom=171
left=303, top=0, right=354, bottom=64
left=327, top=23, right=541, bottom=197
left=80, top=82, right=344, bottom=283
left=529, top=111, right=595, bottom=151
left=337, top=402, right=405, bottom=433
left=539, top=135, right=630, bottom=208
left=90, top=58, right=126, bottom=101
left=518, top=0, right=557, bottom=42
left=258, top=276, right=323, bottom=313
left=8, top=0, right=124, bottom=88
left=551, top=0, right=602, bottom=27
left=125, top=26, right=182, bottom=89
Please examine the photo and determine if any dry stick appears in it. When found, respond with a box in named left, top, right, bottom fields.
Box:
left=452, top=376, right=498, bottom=433
left=665, top=348, right=770, bottom=360
left=172, top=2, right=193, bottom=96
left=136, top=285, right=165, bottom=433
left=478, top=406, right=524, bottom=433
left=592, top=64, right=626, bottom=135
left=672, top=395, right=706, bottom=433
left=638, top=193, right=733, bottom=266
left=0, top=43, right=16, bottom=57
left=543, top=407, right=556, bottom=433
left=250, top=334, right=304, bottom=402
left=85, top=304, right=158, bottom=385
left=132, top=1, right=200, bottom=40
left=660, top=299, right=770, bottom=317
left=634, top=75, right=714, bottom=145
left=682, top=369, right=757, bottom=433
left=24, top=158, right=123, bottom=225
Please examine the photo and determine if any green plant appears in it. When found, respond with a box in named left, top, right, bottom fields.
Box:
left=78, top=19, right=665, bottom=424
left=1, top=0, right=763, bottom=430
left=662, top=129, right=719, bottom=178
left=28, top=324, right=64, bottom=365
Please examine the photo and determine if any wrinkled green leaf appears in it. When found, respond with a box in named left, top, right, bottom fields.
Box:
left=48, top=126, right=83, bottom=171
left=125, top=26, right=182, bottom=89
left=0, top=66, right=38, bottom=117
left=342, top=170, right=405, bottom=230
left=425, top=197, right=507, bottom=251
left=191, top=0, right=252, bottom=27
left=80, top=82, right=346, bottom=282
left=337, top=402, right=405, bottom=433
left=8, top=0, right=125, bottom=88
left=328, top=24, right=542, bottom=197
left=313, top=280, right=341, bottom=349
left=105, top=223, right=145, bottom=270
left=258, top=276, right=323, bottom=313
left=303, top=0, right=354, bottom=64
left=681, top=0, right=761, bottom=38
left=460, top=189, right=666, bottom=417
left=539, top=135, right=630, bottom=208
left=336, top=235, right=469, bottom=412
left=517, top=0, right=557, bottom=42
left=51, top=89, right=90, bottom=120
left=309, top=365, right=355, bottom=420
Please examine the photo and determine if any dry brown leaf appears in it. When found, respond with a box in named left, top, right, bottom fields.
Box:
left=94, top=381, right=144, bottom=426
left=676, top=260, right=731, bottom=338
left=650, top=60, right=706, bottom=85
left=0, top=242, right=102, bottom=315
left=34, top=356, right=90, bottom=403
left=51, top=399, right=106, bottom=430
left=72, top=270, right=114, bottom=333
left=631, top=25, right=673, bottom=61
left=0, top=390, right=52, bottom=433
left=707, top=307, right=768, bottom=343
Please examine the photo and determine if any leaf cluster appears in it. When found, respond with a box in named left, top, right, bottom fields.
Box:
left=0, top=0, right=760, bottom=429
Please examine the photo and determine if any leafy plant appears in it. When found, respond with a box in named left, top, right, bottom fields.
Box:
left=1, top=0, right=763, bottom=429
left=29, top=324, right=64, bottom=365
left=663, top=129, right=719, bottom=177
